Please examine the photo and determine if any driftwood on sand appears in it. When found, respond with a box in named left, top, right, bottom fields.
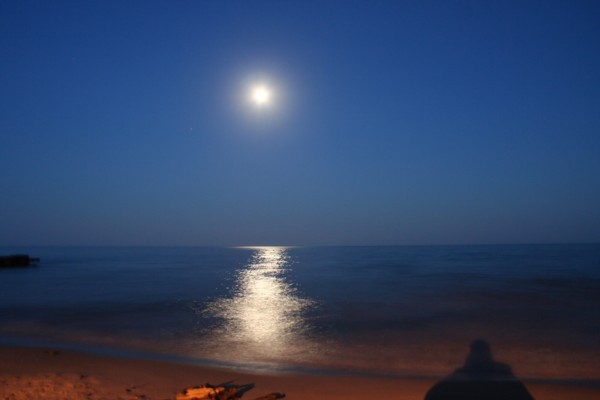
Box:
left=176, top=382, right=285, bottom=400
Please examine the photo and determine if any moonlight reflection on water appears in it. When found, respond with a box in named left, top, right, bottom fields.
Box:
left=199, top=247, right=317, bottom=364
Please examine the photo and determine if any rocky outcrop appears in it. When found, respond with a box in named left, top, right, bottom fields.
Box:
left=0, top=254, right=40, bottom=267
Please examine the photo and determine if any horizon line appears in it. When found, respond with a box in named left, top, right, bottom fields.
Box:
left=2, top=241, right=599, bottom=249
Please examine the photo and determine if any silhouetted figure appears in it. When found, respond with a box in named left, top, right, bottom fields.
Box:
left=424, top=340, right=534, bottom=400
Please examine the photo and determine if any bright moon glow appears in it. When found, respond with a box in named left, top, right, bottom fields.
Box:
left=251, top=85, right=271, bottom=106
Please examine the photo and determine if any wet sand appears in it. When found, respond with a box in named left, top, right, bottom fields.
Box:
left=0, top=345, right=598, bottom=400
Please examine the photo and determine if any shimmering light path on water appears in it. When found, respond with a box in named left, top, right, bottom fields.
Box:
left=199, top=247, right=316, bottom=363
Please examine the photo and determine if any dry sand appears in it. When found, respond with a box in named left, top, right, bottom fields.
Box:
left=0, top=345, right=597, bottom=400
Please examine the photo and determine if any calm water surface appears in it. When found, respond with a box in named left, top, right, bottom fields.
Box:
left=0, top=244, right=599, bottom=379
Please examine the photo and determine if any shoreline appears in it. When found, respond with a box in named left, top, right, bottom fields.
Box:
left=4, top=334, right=599, bottom=384
left=1, top=345, right=599, bottom=400
left=2, top=333, right=599, bottom=383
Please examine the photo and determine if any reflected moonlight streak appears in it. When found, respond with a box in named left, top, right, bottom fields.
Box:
left=200, top=247, right=316, bottom=364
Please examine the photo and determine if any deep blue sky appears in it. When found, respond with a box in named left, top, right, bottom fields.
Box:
left=2, top=1, right=599, bottom=246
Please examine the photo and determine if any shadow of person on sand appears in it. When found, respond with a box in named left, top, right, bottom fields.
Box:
left=424, top=339, right=534, bottom=400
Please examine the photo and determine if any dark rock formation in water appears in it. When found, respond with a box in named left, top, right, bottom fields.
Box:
left=0, top=254, right=40, bottom=267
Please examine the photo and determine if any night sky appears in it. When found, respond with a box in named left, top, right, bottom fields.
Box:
left=2, top=1, right=600, bottom=246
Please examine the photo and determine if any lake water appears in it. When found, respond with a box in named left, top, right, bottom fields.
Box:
left=0, top=244, right=598, bottom=380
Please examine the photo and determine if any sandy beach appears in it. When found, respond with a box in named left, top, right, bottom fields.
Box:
left=0, top=345, right=598, bottom=400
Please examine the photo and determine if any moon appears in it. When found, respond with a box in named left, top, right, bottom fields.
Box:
left=251, top=85, right=271, bottom=106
